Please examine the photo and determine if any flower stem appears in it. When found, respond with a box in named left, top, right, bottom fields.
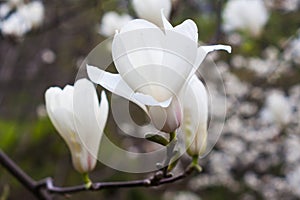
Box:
left=170, top=131, right=176, bottom=142
left=162, top=131, right=177, bottom=176
left=82, top=173, right=92, bottom=189
left=191, top=155, right=202, bottom=172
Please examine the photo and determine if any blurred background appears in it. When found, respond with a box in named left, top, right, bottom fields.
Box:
left=0, top=0, right=300, bottom=199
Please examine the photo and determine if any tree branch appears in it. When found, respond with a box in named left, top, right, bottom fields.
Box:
left=0, top=150, right=52, bottom=200
left=36, top=164, right=195, bottom=194
left=0, top=149, right=196, bottom=199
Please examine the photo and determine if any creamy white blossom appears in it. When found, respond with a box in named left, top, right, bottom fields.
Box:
left=261, top=90, right=292, bottom=126
left=88, top=12, right=231, bottom=133
left=280, top=0, right=300, bottom=11
left=284, top=34, right=300, bottom=64
left=1, top=14, right=29, bottom=37
left=180, top=75, right=208, bottom=157
left=0, top=3, right=11, bottom=18
left=223, top=0, right=269, bottom=37
left=132, top=0, right=172, bottom=27
left=19, top=1, right=44, bottom=28
left=287, top=166, right=300, bottom=197
left=45, top=79, right=109, bottom=173
left=0, top=1, right=44, bottom=37
left=99, top=11, right=133, bottom=37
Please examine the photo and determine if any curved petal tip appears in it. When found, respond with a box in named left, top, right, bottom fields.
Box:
left=201, top=45, right=232, bottom=54
left=86, top=64, right=102, bottom=84
left=161, top=9, right=173, bottom=30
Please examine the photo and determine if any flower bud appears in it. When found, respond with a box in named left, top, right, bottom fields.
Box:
left=45, top=79, right=109, bottom=173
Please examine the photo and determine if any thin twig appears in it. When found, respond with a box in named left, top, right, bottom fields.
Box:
left=0, top=149, right=196, bottom=199
left=35, top=164, right=195, bottom=195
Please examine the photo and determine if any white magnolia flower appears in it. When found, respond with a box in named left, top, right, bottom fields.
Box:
left=99, top=11, right=133, bottom=37
left=180, top=75, right=208, bottom=157
left=88, top=12, right=231, bottom=133
left=0, top=1, right=44, bottom=37
left=1, top=14, right=29, bottom=37
left=223, top=0, right=269, bottom=37
left=132, top=0, right=172, bottom=27
left=45, top=79, right=109, bottom=173
left=18, top=1, right=44, bottom=28
left=261, top=90, right=292, bottom=126
left=0, top=3, right=11, bottom=18
left=287, top=166, right=300, bottom=197
left=284, top=34, right=300, bottom=64
left=281, top=0, right=300, bottom=11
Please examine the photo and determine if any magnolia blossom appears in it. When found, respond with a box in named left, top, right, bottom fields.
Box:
left=87, top=12, right=231, bottom=133
left=0, top=1, right=44, bottom=37
left=132, top=0, right=172, bottom=27
left=180, top=75, right=208, bottom=157
left=261, top=90, right=292, bottom=126
left=0, top=3, right=10, bottom=18
left=19, top=1, right=44, bottom=28
left=222, top=0, right=269, bottom=37
left=284, top=34, right=300, bottom=64
left=45, top=79, right=109, bottom=173
left=0, top=0, right=23, bottom=18
left=99, top=11, right=133, bottom=37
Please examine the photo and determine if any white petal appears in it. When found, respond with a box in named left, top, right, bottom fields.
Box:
left=119, top=18, right=158, bottom=33
left=87, top=65, right=147, bottom=111
left=45, top=88, right=81, bottom=169
left=190, top=45, right=232, bottom=77
left=180, top=75, right=208, bottom=156
left=51, top=108, right=78, bottom=152
left=112, top=21, right=165, bottom=77
left=112, top=22, right=198, bottom=102
left=173, top=19, right=198, bottom=42
left=133, top=92, right=172, bottom=107
left=97, top=91, right=109, bottom=132
left=73, top=79, right=102, bottom=150
left=45, top=87, right=61, bottom=118
left=87, top=65, right=133, bottom=98
left=201, top=45, right=232, bottom=54
left=73, top=79, right=104, bottom=170
left=60, top=85, right=74, bottom=112
left=148, top=97, right=182, bottom=133
left=161, top=9, right=173, bottom=30
left=45, top=87, right=75, bottom=139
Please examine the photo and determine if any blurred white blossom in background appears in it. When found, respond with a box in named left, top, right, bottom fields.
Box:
left=163, top=191, right=201, bottom=200
left=260, top=90, right=292, bottom=126
left=282, top=0, right=300, bottom=11
left=0, top=0, right=44, bottom=37
left=41, top=49, right=56, bottom=64
left=0, top=3, right=10, bottom=18
left=286, top=165, right=300, bottom=196
left=284, top=31, right=300, bottom=64
left=98, top=11, right=133, bottom=37
left=132, top=0, right=172, bottom=27
left=222, top=0, right=269, bottom=37
left=265, top=0, right=300, bottom=11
